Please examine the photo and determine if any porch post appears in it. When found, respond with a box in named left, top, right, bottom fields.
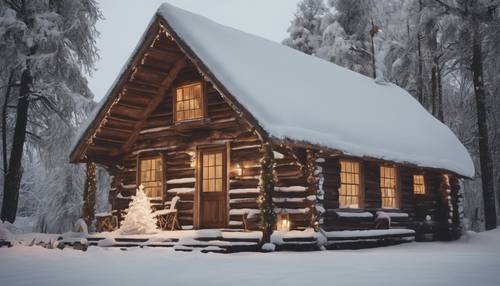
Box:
left=438, top=173, right=462, bottom=240
left=82, top=161, right=97, bottom=228
left=306, top=149, right=320, bottom=230
left=259, top=143, right=276, bottom=244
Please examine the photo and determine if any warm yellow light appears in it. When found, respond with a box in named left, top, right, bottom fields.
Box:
left=277, top=213, right=290, bottom=231
left=189, top=153, right=196, bottom=168
left=235, top=164, right=242, bottom=176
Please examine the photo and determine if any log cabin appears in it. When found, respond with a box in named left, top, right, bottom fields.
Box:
left=70, top=3, right=474, bottom=242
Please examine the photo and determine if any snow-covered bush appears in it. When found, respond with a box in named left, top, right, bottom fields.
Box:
left=119, top=185, right=158, bottom=235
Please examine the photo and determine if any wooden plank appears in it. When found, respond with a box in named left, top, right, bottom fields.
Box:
left=121, top=57, right=187, bottom=153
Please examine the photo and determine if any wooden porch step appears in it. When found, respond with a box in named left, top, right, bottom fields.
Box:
left=324, top=229, right=415, bottom=250
left=282, top=236, right=317, bottom=242
left=114, top=238, right=149, bottom=243
left=174, top=245, right=228, bottom=253
left=275, top=241, right=320, bottom=252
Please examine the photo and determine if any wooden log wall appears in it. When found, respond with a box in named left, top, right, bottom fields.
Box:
left=109, top=63, right=265, bottom=229
left=318, top=156, right=451, bottom=234
left=272, top=146, right=313, bottom=230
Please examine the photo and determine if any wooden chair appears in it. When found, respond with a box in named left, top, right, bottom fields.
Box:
left=242, top=210, right=261, bottom=231
left=153, top=196, right=181, bottom=231
left=95, top=212, right=119, bottom=232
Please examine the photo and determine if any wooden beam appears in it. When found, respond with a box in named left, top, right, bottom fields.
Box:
left=116, top=101, right=146, bottom=111
left=100, top=126, right=134, bottom=134
left=121, top=57, right=187, bottom=153
left=107, top=116, right=138, bottom=125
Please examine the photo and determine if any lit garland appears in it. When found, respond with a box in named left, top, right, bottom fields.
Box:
left=440, top=174, right=462, bottom=240
left=305, top=149, right=320, bottom=230
left=258, top=143, right=277, bottom=243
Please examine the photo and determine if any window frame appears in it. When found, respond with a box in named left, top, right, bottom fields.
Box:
left=136, top=154, right=165, bottom=200
left=173, top=81, right=207, bottom=123
left=413, top=173, right=426, bottom=195
left=338, top=159, right=365, bottom=209
left=379, top=165, right=400, bottom=209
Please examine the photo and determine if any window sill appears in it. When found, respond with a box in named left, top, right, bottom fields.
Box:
left=378, top=208, right=403, bottom=212
left=335, top=208, right=365, bottom=212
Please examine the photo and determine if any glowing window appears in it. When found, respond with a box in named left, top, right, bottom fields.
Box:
left=339, top=160, right=361, bottom=208
left=202, top=152, right=224, bottom=193
left=140, top=157, right=163, bottom=198
left=380, top=166, right=398, bottom=209
left=175, top=82, right=203, bottom=122
left=413, top=174, right=426, bottom=195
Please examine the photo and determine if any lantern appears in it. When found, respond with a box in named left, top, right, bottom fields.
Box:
left=189, top=152, right=196, bottom=168
left=277, top=212, right=290, bottom=232
left=234, top=163, right=243, bottom=177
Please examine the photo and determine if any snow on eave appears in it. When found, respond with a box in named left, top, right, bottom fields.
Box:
left=271, top=136, right=474, bottom=179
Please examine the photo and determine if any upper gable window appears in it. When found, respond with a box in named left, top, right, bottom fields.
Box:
left=174, top=82, right=204, bottom=122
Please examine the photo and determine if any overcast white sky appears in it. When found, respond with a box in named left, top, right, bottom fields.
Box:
left=89, top=0, right=301, bottom=101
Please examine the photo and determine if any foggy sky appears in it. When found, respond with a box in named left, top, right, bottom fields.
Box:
left=89, top=0, right=301, bottom=101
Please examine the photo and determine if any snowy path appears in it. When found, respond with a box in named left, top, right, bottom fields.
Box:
left=1, top=230, right=499, bottom=286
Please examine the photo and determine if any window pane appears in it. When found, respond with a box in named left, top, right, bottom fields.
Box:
left=140, top=157, right=163, bottom=198
left=202, top=151, right=224, bottom=193
left=175, top=83, right=203, bottom=122
left=338, top=160, right=361, bottom=208
left=380, top=166, right=398, bottom=208
left=413, top=174, right=425, bottom=194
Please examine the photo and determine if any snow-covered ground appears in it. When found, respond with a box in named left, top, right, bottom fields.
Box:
left=1, top=229, right=499, bottom=286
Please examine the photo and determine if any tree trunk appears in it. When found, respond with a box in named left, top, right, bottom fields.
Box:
left=1, top=68, right=31, bottom=223
left=417, top=0, right=424, bottom=104
left=471, top=21, right=497, bottom=230
left=82, top=161, right=97, bottom=227
left=437, top=65, right=444, bottom=122
left=370, top=32, right=376, bottom=79
left=431, top=66, right=438, bottom=116
left=2, top=70, right=16, bottom=175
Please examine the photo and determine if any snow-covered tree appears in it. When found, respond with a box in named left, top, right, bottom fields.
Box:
left=283, top=0, right=328, bottom=55
left=119, top=185, right=158, bottom=235
left=317, top=0, right=373, bottom=77
left=0, top=0, right=101, bottom=224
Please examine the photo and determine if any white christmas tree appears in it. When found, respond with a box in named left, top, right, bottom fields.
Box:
left=119, top=185, right=158, bottom=235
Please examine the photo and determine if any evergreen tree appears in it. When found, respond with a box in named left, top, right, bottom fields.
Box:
left=283, top=0, right=327, bottom=55
left=317, top=0, right=373, bottom=76
left=0, top=0, right=101, bottom=223
left=119, top=185, right=158, bottom=235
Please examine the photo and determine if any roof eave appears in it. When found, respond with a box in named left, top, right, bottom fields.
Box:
left=69, top=16, right=164, bottom=163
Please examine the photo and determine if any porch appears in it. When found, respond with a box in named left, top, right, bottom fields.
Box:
left=57, top=228, right=415, bottom=253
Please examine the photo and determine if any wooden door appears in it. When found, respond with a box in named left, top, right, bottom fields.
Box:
left=199, top=148, right=227, bottom=228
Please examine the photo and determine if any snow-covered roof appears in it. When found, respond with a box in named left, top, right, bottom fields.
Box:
left=155, top=4, right=474, bottom=177
left=72, top=3, right=474, bottom=178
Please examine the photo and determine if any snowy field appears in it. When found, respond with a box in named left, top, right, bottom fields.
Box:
left=1, top=229, right=499, bottom=286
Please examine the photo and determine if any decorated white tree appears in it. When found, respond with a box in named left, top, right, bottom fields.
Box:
left=119, top=185, right=158, bottom=235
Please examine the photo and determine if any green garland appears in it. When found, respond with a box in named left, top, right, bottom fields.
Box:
left=306, top=149, right=320, bottom=230
left=259, top=143, right=276, bottom=243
